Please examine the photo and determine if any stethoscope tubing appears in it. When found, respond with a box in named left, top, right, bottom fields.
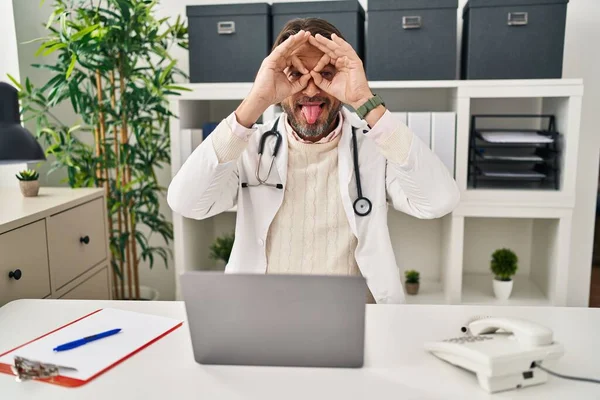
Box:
left=243, top=117, right=371, bottom=216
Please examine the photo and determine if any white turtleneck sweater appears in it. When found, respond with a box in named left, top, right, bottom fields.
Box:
left=264, top=114, right=360, bottom=277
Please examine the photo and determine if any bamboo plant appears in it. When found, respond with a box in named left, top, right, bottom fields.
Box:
left=11, top=0, right=188, bottom=299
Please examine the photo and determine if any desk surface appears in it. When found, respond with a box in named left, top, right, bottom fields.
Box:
left=1, top=300, right=599, bottom=399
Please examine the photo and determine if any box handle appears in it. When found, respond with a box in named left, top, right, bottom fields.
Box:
left=402, top=16, right=422, bottom=30
left=218, top=21, right=236, bottom=35
left=507, top=12, right=528, bottom=26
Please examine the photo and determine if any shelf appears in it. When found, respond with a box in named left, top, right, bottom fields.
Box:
left=168, top=79, right=583, bottom=102
left=462, top=274, right=550, bottom=306
left=168, top=79, right=585, bottom=304
left=404, top=280, right=446, bottom=304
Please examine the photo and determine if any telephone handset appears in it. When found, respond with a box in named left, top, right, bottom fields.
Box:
left=424, top=317, right=564, bottom=394
left=468, top=317, right=554, bottom=347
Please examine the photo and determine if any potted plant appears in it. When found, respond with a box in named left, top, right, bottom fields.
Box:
left=209, top=232, right=235, bottom=270
left=404, top=269, right=420, bottom=295
left=491, top=248, right=518, bottom=300
left=13, top=0, right=188, bottom=300
left=16, top=169, right=40, bottom=197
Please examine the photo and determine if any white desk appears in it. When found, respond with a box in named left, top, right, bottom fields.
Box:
left=1, top=300, right=599, bottom=399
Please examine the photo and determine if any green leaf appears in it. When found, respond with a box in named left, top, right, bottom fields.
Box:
left=70, top=24, right=100, bottom=41
left=42, top=42, right=67, bottom=56
left=164, top=85, right=191, bottom=92
left=46, top=8, right=61, bottom=29
left=21, top=36, right=51, bottom=45
left=6, top=74, right=22, bottom=90
left=158, top=60, right=177, bottom=85
left=68, top=124, right=82, bottom=134
left=66, top=54, right=77, bottom=79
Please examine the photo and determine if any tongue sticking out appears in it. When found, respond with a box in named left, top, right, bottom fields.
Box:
left=301, top=105, right=322, bottom=124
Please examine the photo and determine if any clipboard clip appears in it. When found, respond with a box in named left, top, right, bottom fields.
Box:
left=11, top=356, right=77, bottom=382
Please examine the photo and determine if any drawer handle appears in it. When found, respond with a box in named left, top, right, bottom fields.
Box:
left=508, top=12, right=528, bottom=26
left=402, top=16, right=422, bottom=30
left=8, top=269, right=22, bottom=280
left=80, top=235, right=90, bottom=245
left=218, top=21, right=235, bottom=35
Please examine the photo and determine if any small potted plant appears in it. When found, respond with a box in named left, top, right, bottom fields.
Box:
left=491, top=248, right=518, bottom=300
left=404, top=270, right=420, bottom=295
left=209, top=232, right=235, bottom=270
left=16, top=169, right=40, bottom=197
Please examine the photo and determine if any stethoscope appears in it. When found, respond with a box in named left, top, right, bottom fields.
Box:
left=242, top=117, right=372, bottom=216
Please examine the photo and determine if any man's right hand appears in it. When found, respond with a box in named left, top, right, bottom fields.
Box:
left=235, top=30, right=312, bottom=128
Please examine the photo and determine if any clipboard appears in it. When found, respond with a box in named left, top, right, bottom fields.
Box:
left=0, top=308, right=183, bottom=387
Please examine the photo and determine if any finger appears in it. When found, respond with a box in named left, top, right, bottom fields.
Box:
left=335, top=56, right=350, bottom=71
left=272, top=30, right=309, bottom=58
left=310, top=70, right=330, bottom=92
left=308, top=36, right=338, bottom=61
left=291, top=73, right=312, bottom=94
left=331, top=33, right=353, bottom=51
left=290, top=55, right=308, bottom=74
left=314, top=33, right=340, bottom=53
left=313, top=54, right=331, bottom=73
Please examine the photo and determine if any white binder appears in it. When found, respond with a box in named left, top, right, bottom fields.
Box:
left=431, top=112, right=456, bottom=176
left=408, top=112, right=431, bottom=148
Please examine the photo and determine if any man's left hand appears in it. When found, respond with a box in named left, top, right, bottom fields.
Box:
left=308, top=33, right=373, bottom=110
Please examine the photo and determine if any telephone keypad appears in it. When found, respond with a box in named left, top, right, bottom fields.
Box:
left=444, top=336, right=494, bottom=344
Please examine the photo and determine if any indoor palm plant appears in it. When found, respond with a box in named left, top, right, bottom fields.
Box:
left=490, top=248, right=518, bottom=300
left=12, top=0, right=188, bottom=300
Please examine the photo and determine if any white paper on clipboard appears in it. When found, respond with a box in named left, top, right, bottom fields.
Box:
left=0, top=308, right=182, bottom=381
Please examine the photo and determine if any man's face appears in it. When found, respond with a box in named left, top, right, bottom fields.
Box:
left=281, top=43, right=342, bottom=140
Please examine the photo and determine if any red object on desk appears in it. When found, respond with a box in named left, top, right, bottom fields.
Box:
left=0, top=309, right=183, bottom=387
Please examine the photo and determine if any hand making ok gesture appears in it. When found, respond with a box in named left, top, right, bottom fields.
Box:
left=308, top=33, right=374, bottom=110
left=250, top=30, right=313, bottom=107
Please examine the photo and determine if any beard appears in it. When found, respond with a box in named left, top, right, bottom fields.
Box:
left=281, top=96, right=342, bottom=139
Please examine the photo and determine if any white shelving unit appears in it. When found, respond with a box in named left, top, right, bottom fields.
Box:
left=168, top=79, right=586, bottom=306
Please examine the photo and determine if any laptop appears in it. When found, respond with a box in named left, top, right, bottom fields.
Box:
left=180, top=271, right=368, bottom=368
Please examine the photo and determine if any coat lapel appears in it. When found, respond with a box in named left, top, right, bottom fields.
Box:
left=273, top=115, right=288, bottom=188
left=338, top=108, right=362, bottom=237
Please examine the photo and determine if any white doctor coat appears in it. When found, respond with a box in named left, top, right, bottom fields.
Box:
left=167, top=107, right=460, bottom=303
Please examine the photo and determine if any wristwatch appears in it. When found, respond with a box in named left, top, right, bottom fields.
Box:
left=355, top=94, right=385, bottom=119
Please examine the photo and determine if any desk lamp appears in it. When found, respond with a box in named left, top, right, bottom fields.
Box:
left=0, top=81, right=45, bottom=164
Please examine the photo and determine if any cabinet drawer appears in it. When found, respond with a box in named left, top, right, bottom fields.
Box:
left=0, top=220, right=50, bottom=305
left=47, top=198, right=108, bottom=290
left=59, top=266, right=111, bottom=300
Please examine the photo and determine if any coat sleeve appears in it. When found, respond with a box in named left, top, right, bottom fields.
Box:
left=167, top=114, right=253, bottom=220
left=365, top=111, right=460, bottom=219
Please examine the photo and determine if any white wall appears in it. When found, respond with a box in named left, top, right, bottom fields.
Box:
left=0, top=0, right=25, bottom=187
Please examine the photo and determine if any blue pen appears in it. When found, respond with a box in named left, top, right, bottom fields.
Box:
left=53, top=328, right=122, bottom=352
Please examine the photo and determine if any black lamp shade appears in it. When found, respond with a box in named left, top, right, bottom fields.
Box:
left=0, top=82, right=45, bottom=164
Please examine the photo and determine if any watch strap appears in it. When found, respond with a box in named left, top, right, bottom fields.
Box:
left=355, top=94, right=385, bottom=119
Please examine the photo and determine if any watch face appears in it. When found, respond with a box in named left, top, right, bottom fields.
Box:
left=354, top=197, right=372, bottom=216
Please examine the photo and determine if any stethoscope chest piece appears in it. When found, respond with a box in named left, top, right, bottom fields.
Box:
left=353, top=197, right=372, bottom=217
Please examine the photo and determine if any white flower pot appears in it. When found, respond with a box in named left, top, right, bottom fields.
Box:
left=139, top=285, right=160, bottom=301
left=119, top=285, right=160, bottom=301
left=493, top=279, right=513, bottom=300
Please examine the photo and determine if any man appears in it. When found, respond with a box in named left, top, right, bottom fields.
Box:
left=167, top=18, right=460, bottom=304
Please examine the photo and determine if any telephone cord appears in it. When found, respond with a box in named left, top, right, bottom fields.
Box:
left=533, top=362, right=600, bottom=385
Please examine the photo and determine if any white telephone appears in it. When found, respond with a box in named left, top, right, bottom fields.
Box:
left=424, top=317, right=564, bottom=394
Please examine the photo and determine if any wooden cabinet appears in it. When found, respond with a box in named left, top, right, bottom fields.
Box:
left=0, top=187, right=111, bottom=306
left=59, top=266, right=111, bottom=300
left=47, top=197, right=108, bottom=290
left=0, top=220, right=51, bottom=304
